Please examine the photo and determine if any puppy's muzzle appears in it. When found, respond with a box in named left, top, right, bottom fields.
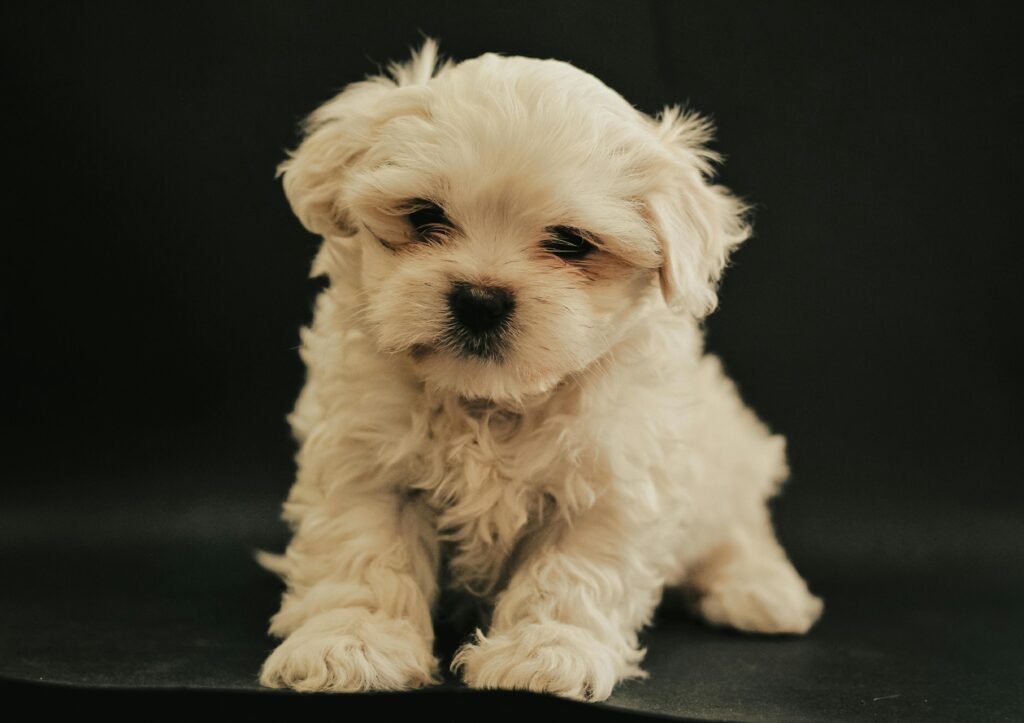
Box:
left=447, top=282, right=515, bottom=358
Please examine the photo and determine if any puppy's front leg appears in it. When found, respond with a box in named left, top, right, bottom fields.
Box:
left=260, top=491, right=439, bottom=692
left=453, top=495, right=661, bottom=701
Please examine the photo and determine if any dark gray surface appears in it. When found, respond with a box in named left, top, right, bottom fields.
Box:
left=2, top=463, right=1020, bottom=721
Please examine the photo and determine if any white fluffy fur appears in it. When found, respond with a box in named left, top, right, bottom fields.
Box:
left=259, top=40, right=822, bottom=701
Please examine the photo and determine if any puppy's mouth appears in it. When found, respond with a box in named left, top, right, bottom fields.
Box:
left=404, top=329, right=567, bottom=402
left=443, top=323, right=509, bottom=362
left=408, top=328, right=509, bottom=363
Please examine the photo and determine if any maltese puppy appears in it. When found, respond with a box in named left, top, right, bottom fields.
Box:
left=259, top=40, right=822, bottom=701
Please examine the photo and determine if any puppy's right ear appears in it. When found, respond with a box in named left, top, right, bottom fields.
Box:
left=277, top=81, right=395, bottom=237
left=278, top=39, right=447, bottom=237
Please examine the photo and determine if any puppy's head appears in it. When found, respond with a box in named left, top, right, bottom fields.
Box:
left=281, top=40, right=749, bottom=401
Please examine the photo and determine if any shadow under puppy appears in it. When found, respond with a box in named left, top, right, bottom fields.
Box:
left=259, top=39, right=822, bottom=701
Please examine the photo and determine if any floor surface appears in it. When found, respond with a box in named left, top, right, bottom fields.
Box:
left=2, top=468, right=1021, bottom=721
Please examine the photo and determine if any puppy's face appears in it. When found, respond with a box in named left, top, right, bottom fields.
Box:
left=356, top=190, right=655, bottom=400
left=282, top=44, right=749, bottom=401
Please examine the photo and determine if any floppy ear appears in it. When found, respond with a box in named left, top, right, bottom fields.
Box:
left=647, top=106, right=751, bottom=318
left=277, top=39, right=448, bottom=237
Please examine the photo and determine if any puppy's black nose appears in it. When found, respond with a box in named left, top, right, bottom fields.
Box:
left=448, top=282, right=514, bottom=334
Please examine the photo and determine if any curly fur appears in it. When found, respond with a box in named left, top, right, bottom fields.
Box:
left=259, top=39, right=822, bottom=701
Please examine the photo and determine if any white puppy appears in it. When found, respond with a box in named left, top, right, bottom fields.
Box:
left=259, top=40, right=822, bottom=701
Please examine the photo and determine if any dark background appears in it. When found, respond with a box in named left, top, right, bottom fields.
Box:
left=2, top=2, right=1021, bottom=720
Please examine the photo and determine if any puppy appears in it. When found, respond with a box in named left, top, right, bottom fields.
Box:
left=259, top=40, right=822, bottom=701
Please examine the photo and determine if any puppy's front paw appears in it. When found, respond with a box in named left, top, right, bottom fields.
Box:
left=453, top=621, right=639, bottom=701
left=260, top=609, right=438, bottom=692
left=699, top=570, right=823, bottom=635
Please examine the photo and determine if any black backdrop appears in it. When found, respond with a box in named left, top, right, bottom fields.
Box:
left=2, top=2, right=1022, bottom=717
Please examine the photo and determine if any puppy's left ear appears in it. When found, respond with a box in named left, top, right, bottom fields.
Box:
left=646, top=106, right=751, bottom=318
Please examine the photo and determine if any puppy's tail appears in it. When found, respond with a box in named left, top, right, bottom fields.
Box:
left=254, top=549, right=289, bottom=579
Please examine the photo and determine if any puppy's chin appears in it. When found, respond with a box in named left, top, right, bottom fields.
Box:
left=407, top=347, right=567, bottom=403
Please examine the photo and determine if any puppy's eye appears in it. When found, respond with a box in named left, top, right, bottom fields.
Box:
left=406, top=199, right=452, bottom=240
left=542, top=226, right=597, bottom=261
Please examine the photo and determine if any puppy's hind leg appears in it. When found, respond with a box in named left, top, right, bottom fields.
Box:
left=686, top=513, right=823, bottom=635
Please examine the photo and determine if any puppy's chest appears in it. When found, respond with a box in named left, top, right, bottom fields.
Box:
left=407, top=404, right=561, bottom=594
